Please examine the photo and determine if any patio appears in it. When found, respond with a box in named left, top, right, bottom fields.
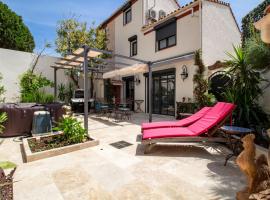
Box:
left=0, top=113, right=245, bottom=200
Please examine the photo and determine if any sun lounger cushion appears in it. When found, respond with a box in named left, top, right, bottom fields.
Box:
left=142, top=102, right=235, bottom=140
left=141, top=107, right=211, bottom=131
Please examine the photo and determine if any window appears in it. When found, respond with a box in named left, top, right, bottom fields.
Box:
left=124, top=8, right=132, bottom=25
left=130, top=40, right=137, bottom=56
left=155, top=19, right=176, bottom=51
left=128, top=35, right=137, bottom=57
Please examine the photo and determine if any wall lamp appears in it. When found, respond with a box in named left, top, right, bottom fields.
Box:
left=180, top=65, right=188, bottom=81
left=135, top=75, right=141, bottom=85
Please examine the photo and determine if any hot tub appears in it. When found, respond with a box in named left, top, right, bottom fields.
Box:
left=0, top=103, right=65, bottom=137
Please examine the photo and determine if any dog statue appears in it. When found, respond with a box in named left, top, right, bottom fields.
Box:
left=236, top=134, right=257, bottom=200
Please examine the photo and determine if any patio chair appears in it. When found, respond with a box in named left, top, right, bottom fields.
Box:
left=141, top=106, right=212, bottom=132
left=141, top=102, right=236, bottom=153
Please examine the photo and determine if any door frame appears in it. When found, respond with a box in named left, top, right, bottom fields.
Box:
left=144, top=68, right=176, bottom=116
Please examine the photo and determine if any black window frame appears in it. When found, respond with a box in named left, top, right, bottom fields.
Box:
left=130, top=39, right=137, bottom=57
left=128, top=35, right=137, bottom=57
left=123, top=7, right=132, bottom=25
left=155, top=18, right=177, bottom=51
left=157, top=35, right=176, bottom=51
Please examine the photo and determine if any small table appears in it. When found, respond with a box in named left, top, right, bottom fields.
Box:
left=134, top=100, right=144, bottom=113
left=220, top=126, right=252, bottom=166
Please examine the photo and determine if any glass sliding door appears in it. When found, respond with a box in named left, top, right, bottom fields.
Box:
left=149, top=70, right=175, bottom=116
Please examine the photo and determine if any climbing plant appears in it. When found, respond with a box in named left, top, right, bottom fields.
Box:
left=242, top=0, right=270, bottom=44
left=193, top=50, right=215, bottom=108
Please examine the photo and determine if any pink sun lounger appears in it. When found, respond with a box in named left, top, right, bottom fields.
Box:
left=141, top=102, right=236, bottom=153
left=141, top=107, right=211, bottom=132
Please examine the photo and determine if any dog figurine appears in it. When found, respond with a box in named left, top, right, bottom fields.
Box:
left=236, top=134, right=257, bottom=197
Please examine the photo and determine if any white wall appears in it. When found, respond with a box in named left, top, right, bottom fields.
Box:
left=261, top=71, right=270, bottom=114
left=202, top=1, right=241, bottom=66
left=143, top=0, right=179, bottom=25
left=114, top=0, right=200, bottom=64
left=0, top=48, right=69, bottom=102
left=136, top=58, right=197, bottom=113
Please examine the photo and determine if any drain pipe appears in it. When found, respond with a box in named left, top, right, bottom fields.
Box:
left=148, top=62, right=153, bottom=123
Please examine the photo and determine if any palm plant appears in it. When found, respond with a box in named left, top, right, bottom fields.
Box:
left=224, top=46, right=269, bottom=127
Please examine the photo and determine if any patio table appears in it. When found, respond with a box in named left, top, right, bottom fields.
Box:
left=220, top=126, right=252, bottom=166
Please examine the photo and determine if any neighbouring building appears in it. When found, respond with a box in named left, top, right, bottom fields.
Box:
left=99, top=0, right=241, bottom=116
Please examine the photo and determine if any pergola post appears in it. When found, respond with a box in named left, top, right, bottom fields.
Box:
left=83, top=45, right=90, bottom=134
left=54, top=68, right=58, bottom=101
left=148, top=62, right=153, bottom=123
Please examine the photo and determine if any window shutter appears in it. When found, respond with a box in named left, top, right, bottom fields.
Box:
left=155, top=18, right=176, bottom=41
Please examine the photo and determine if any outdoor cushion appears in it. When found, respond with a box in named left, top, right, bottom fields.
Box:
left=143, top=127, right=197, bottom=139
left=141, top=107, right=211, bottom=131
left=142, top=102, right=236, bottom=140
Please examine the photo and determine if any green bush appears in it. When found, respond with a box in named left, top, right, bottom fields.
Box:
left=55, top=117, right=87, bottom=144
left=20, top=70, right=54, bottom=103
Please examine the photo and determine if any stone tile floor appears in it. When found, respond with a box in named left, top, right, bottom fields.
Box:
left=0, top=113, right=245, bottom=200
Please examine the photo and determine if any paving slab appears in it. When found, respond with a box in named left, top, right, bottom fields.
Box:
left=0, top=113, right=245, bottom=200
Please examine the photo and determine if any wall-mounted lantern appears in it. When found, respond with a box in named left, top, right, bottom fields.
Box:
left=180, top=65, right=188, bottom=81
left=135, top=75, right=141, bottom=85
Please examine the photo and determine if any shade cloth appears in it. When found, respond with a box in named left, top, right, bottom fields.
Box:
left=103, top=63, right=148, bottom=79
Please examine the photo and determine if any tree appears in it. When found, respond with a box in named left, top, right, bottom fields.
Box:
left=55, top=17, right=107, bottom=96
left=0, top=2, right=35, bottom=52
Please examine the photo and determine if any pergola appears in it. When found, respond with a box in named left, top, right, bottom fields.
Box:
left=51, top=45, right=153, bottom=134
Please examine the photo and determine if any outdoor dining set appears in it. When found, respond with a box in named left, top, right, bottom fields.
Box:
left=95, top=99, right=135, bottom=121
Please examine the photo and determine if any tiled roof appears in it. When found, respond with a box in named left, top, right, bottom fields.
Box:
left=142, top=0, right=232, bottom=31
left=100, top=0, right=180, bottom=28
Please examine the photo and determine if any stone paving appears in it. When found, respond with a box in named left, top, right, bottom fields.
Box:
left=0, top=113, right=245, bottom=200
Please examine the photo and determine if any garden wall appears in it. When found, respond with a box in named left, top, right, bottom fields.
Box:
left=0, top=48, right=70, bottom=102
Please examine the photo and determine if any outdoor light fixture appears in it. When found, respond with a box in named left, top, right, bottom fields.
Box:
left=135, top=75, right=141, bottom=85
left=180, top=65, right=188, bottom=81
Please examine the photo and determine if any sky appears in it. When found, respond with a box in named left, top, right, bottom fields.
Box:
left=2, top=0, right=264, bottom=56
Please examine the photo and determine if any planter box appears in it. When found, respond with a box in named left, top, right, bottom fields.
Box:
left=22, top=135, right=99, bottom=163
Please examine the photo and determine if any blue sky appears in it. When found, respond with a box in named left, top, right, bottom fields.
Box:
left=2, top=0, right=264, bottom=56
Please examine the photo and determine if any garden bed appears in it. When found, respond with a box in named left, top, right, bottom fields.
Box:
left=22, top=133, right=99, bottom=162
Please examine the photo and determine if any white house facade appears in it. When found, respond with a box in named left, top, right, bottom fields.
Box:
left=99, top=0, right=241, bottom=116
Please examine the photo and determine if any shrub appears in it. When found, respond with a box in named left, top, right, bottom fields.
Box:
left=55, top=117, right=87, bottom=144
left=20, top=70, right=54, bottom=103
